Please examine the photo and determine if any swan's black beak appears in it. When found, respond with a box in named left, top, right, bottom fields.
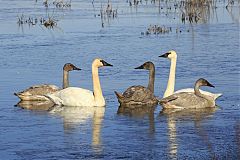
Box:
left=101, top=60, right=113, bottom=66
left=159, top=52, right=170, bottom=58
left=207, top=82, right=215, bottom=88
left=73, top=66, right=81, bottom=70
left=134, top=64, right=144, bottom=69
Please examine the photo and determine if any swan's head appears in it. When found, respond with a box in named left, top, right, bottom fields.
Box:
left=134, top=61, right=155, bottom=71
left=159, top=50, right=177, bottom=60
left=63, top=63, right=81, bottom=71
left=196, top=78, right=215, bottom=88
left=93, top=58, right=113, bottom=68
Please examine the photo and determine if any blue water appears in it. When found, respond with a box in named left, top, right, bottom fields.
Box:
left=0, top=0, right=239, bottom=159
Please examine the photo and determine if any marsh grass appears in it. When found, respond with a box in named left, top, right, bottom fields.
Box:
left=43, top=0, right=72, bottom=8
left=43, top=17, right=58, bottom=28
left=17, top=13, right=59, bottom=30
left=127, top=0, right=239, bottom=23
left=179, top=0, right=217, bottom=23
left=94, top=0, right=118, bottom=28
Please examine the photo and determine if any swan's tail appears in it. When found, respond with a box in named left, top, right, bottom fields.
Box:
left=14, top=91, right=29, bottom=100
left=214, top=93, right=222, bottom=100
left=14, top=92, right=21, bottom=98
left=114, top=91, right=124, bottom=103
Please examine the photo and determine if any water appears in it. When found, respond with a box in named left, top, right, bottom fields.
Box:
left=0, top=0, right=239, bottom=159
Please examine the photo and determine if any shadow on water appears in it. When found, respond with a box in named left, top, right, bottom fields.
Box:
left=159, top=107, right=218, bottom=159
left=117, top=104, right=157, bottom=134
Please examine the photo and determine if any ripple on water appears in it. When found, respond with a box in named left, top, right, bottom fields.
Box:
left=0, top=0, right=239, bottom=159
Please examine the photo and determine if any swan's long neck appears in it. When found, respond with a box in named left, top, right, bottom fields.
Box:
left=92, top=65, right=105, bottom=106
left=163, top=58, right=177, bottom=98
left=63, top=70, right=69, bottom=89
left=148, top=67, right=155, bottom=93
left=194, top=84, right=213, bottom=102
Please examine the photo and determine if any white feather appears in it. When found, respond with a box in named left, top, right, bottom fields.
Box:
left=46, top=87, right=105, bottom=107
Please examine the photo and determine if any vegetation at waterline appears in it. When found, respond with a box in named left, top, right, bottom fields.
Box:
left=17, top=14, right=58, bottom=29
left=43, top=0, right=72, bottom=8
left=17, top=0, right=239, bottom=31
left=127, top=0, right=239, bottom=24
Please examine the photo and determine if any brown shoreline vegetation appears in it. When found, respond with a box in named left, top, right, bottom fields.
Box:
left=17, top=0, right=239, bottom=30
left=127, top=0, right=239, bottom=24
left=17, top=14, right=58, bottom=29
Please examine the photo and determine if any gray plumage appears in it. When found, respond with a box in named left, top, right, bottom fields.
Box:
left=14, top=63, right=81, bottom=101
left=115, top=62, right=158, bottom=106
left=159, top=78, right=217, bottom=109
left=115, top=85, right=158, bottom=106
left=14, top=84, right=59, bottom=101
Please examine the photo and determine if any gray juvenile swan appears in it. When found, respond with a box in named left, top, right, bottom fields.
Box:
left=14, top=63, right=81, bottom=101
left=115, top=61, right=158, bottom=106
left=159, top=50, right=222, bottom=100
left=159, top=78, right=216, bottom=109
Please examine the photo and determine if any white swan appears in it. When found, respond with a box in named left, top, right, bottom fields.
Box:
left=14, top=63, right=81, bottom=101
left=159, top=50, right=222, bottom=99
left=159, top=78, right=216, bottom=109
left=46, top=58, right=113, bottom=107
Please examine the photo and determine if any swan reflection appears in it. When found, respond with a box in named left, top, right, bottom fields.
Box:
left=160, top=107, right=218, bottom=159
left=16, top=101, right=105, bottom=153
left=15, top=100, right=54, bottom=110
left=117, top=104, right=157, bottom=134
left=50, top=105, right=105, bottom=152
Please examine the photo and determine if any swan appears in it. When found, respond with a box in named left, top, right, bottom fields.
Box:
left=46, top=58, right=113, bottom=107
left=159, top=50, right=222, bottom=99
left=115, top=61, right=158, bottom=106
left=14, top=63, right=81, bottom=101
left=159, top=78, right=216, bottom=109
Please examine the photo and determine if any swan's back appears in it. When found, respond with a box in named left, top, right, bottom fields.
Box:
left=159, top=92, right=215, bottom=109
left=175, top=88, right=222, bottom=100
left=46, top=87, right=96, bottom=107
left=116, top=85, right=158, bottom=105
left=14, top=84, right=60, bottom=101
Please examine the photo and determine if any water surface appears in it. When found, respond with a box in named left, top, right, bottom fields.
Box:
left=0, top=0, right=239, bottom=159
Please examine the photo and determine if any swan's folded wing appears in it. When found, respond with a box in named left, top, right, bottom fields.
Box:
left=16, top=84, right=59, bottom=96
left=175, top=88, right=222, bottom=100
left=46, top=87, right=95, bottom=107
left=123, top=86, right=150, bottom=101
left=160, top=92, right=212, bottom=109
left=159, top=95, right=178, bottom=104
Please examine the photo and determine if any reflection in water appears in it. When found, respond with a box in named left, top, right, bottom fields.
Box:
left=50, top=105, right=105, bottom=153
left=117, top=104, right=157, bottom=134
left=92, top=106, right=105, bottom=154
left=160, top=107, right=218, bottom=159
left=167, top=117, right=177, bottom=159
left=226, top=3, right=240, bottom=23
left=236, top=121, right=240, bottom=158
left=15, top=100, right=54, bottom=111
